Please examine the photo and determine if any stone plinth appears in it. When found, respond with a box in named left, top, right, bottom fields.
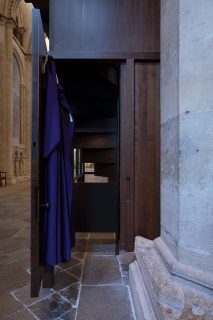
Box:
left=130, top=237, right=213, bottom=320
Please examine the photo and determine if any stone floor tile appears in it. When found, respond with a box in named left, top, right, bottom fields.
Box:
left=12, top=227, right=30, bottom=239
left=76, top=286, right=135, bottom=320
left=76, top=232, right=89, bottom=239
left=29, top=293, right=73, bottom=320
left=0, top=249, right=30, bottom=265
left=82, top=256, right=122, bottom=285
left=7, top=308, right=37, bottom=319
left=0, top=262, right=30, bottom=292
left=87, top=239, right=116, bottom=255
left=53, top=268, right=78, bottom=292
left=59, top=257, right=81, bottom=270
left=12, top=284, right=55, bottom=307
left=0, top=292, right=23, bottom=318
left=0, top=237, right=29, bottom=254
left=59, top=282, right=80, bottom=307
left=72, top=252, right=85, bottom=261
left=75, top=239, right=88, bottom=248
left=66, top=263, right=83, bottom=280
left=58, top=308, right=76, bottom=320
left=17, top=256, right=30, bottom=270
left=0, top=228, right=19, bottom=239
left=89, top=233, right=115, bottom=240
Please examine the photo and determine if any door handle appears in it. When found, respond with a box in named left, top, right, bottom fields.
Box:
left=40, top=203, right=50, bottom=209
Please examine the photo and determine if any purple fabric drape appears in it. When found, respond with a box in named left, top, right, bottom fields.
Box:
left=42, top=61, right=75, bottom=266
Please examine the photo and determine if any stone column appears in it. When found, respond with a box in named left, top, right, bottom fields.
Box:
left=20, top=83, right=26, bottom=146
left=5, top=20, right=14, bottom=185
left=129, top=1, right=213, bottom=319
left=0, top=18, right=7, bottom=173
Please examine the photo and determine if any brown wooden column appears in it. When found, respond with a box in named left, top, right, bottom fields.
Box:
left=120, top=59, right=135, bottom=251
left=134, top=62, right=160, bottom=240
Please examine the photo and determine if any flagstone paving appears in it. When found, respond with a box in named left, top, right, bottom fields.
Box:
left=0, top=181, right=136, bottom=320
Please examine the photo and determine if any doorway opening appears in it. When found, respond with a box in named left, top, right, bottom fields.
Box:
left=56, top=61, right=120, bottom=253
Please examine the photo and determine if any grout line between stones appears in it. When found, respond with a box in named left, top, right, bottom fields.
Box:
left=117, top=255, right=125, bottom=286
left=127, top=285, right=137, bottom=320
left=74, top=248, right=88, bottom=320
left=27, top=308, right=40, bottom=320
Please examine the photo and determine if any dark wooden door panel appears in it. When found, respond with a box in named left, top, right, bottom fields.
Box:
left=82, top=149, right=117, bottom=164
left=49, top=0, right=160, bottom=58
left=31, top=9, right=47, bottom=297
left=73, top=133, right=117, bottom=149
left=74, top=183, right=117, bottom=232
left=120, top=61, right=135, bottom=251
left=134, top=62, right=160, bottom=239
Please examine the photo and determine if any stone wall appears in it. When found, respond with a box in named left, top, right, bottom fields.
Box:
left=0, top=0, right=33, bottom=185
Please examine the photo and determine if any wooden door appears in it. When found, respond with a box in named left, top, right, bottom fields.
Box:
left=120, top=60, right=160, bottom=251
left=31, top=9, right=47, bottom=297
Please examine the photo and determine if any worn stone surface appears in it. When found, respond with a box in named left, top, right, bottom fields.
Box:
left=0, top=262, right=30, bottom=293
left=59, top=257, right=81, bottom=270
left=89, top=232, right=115, bottom=240
left=161, top=0, right=213, bottom=274
left=58, top=309, right=76, bottom=320
left=66, top=263, right=83, bottom=280
left=29, top=293, right=73, bottom=320
left=77, top=286, right=135, bottom=320
left=53, top=268, right=78, bottom=292
left=87, top=239, right=116, bottom=255
left=0, top=183, right=136, bottom=320
left=0, top=291, right=23, bottom=318
left=59, top=282, right=80, bottom=308
left=6, top=308, right=37, bottom=320
left=130, top=237, right=213, bottom=320
left=82, top=255, right=122, bottom=285
left=12, top=285, right=54, bottom=307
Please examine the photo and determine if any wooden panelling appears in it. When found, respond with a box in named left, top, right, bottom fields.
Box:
left=95, top=163, right=117, bottom=180
left=49, top=0, right=160, bottom=58
left=82, top=149, right=117, bottom=164
left=74, top=183, right=117, bottom=232
left=75, top=118, right=117, bottom=133
left=120, top=60, right=135, bottom=251
left=73, top=133, right=116, bottom=149
left=134, top=62, right=160, bottom=239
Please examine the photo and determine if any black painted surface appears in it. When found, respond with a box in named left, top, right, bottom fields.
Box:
left=74, top=183, right=117, bottom=232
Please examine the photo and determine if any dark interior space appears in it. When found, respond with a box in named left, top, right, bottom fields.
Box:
left=56, top=62, right=120, bottom=235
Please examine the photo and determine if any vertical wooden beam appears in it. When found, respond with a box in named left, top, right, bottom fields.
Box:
left=120, top=59, right=135, bottom=251
left=134, top=62, right=160, bottom=239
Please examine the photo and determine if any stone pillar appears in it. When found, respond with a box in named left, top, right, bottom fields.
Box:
left=20, top=83, right=26, bottom=146
left=129, top=1, right=213, bottom=319
left=0, top=18, right=7, bottom=173
left=5, top=20, right=14, bottom=185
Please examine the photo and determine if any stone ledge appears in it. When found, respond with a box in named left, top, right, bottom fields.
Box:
left=154, top=237, right=213, bottom=290
left=129, top=261, right=158, bottom=320
left=129, top=237, right=213, bottom=320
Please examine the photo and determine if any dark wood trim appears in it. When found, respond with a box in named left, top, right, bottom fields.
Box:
left=134, top=62, right=160, bottom=239
left=31, top=9, right=46, bottom=298
left=120, top=60, right=135, bottom=251
left=49, top=51, right=160, bottom=61
left=125, top=59, right=135, bottom=251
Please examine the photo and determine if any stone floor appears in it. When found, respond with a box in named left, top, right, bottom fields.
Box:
left=0, top=181, right=136, bottom=320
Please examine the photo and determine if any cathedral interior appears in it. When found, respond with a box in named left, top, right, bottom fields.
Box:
left=0, top=1, right=213, bottom=319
